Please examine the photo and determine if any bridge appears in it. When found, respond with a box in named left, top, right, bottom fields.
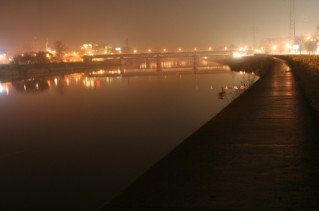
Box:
left=83, top=51, right=233, bottom=72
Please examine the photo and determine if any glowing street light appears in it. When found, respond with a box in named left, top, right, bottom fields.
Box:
left=285, top=43, right=292, bottom=50
left=147, top=49, right=152, bottom=53
left=178, top=48, right=182, bottom=52
left=133, top=49, right=138, bottom=54
left=208, top=47, right=212, bottom=51
left=163, top=48, right=167, bottom=52
left=272, top=45, right=278, bottom=51
left=0, top=53, right=7, bottom=64
left=292, top=44, right=300, bottom=51
left=115, top=48, right=122, bottom=54
left=193, top=48, right=198, bottom=52
left=233, top=52, right=244, bottom=59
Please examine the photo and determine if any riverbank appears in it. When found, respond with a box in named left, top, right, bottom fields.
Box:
left=221, top=55, right=275, bottom=76
left=104, top=57, right=319, bottom=210
left=0, top=56, right=274, bottom=83
left=0, top=62, right=117, bottom=83
left=279, top=55, right=319, bottom=124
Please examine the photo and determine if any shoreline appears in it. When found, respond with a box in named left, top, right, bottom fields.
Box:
left=104, top=58, right=319, bottom=210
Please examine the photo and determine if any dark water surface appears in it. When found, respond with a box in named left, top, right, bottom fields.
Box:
left=0, top=69, right=257, bottom=210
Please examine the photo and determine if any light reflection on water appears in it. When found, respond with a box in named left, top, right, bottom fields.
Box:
left=0, top=69, right=256, bottom=97
left=0, top=68, right=258, bottom=210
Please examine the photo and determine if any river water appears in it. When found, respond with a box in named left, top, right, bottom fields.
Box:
left=0, top=68, right=258, bottom=210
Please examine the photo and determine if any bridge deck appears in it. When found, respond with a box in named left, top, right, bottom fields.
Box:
left=104, top=59, right=319, bottom=210
left=83, top=51, right=232, bottom=60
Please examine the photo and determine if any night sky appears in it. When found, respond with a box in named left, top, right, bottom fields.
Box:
left=1, top=0, right=319, bottom=53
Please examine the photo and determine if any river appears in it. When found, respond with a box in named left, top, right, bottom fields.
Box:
left=0, top=68, right=258, bottom=210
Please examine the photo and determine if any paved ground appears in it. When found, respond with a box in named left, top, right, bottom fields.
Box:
left=104, top=59, right=319, bottom=210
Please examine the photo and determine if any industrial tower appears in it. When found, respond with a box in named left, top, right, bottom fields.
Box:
left=289, top=0, right=296, bottom=43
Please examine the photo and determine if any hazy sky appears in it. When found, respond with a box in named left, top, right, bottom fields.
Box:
left=1, top=0, right=319, bottom=53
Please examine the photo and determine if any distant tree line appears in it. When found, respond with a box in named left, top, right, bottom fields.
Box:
left=12, top=52, right=53, bottom=65
left=12, top=40, right=67, bottom=65
left=303, top=39, right=318, bottom=54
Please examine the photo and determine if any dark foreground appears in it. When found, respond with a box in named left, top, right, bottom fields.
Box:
left=105, top=59, right=319, bottom=210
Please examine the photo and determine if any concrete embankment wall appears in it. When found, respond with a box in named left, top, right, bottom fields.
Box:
left=104, top=57, right=319, bottom=210
left=277, top=55, right=319, bottom=124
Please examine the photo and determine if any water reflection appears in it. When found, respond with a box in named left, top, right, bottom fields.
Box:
left=0, top=67, right=259, bottom=210
left=0, top=82, right=10, bottom=95
left=12, top=79, right=50, bottom=94
left=0, top=69, right=258, bottom=99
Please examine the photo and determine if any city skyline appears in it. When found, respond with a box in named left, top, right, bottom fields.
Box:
left=1, top=0, right=319, bottom=54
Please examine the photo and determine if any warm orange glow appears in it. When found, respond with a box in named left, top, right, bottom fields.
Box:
left=285, top=43, right=292, bottom=49
left=272, top=45, right=278, bottom=51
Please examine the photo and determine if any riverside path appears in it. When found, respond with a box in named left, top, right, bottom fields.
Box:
left=104, top=58, right=319, bottom=210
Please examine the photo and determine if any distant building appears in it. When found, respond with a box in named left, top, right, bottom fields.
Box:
left=0, top=50, right=8, bottom=64
left=260, top=35, right=319, bottom=54
left=80, top=44, right=113, bottom=56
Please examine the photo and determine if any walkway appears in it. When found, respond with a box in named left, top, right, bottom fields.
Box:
left=104, top=59, right=319, bottom=210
